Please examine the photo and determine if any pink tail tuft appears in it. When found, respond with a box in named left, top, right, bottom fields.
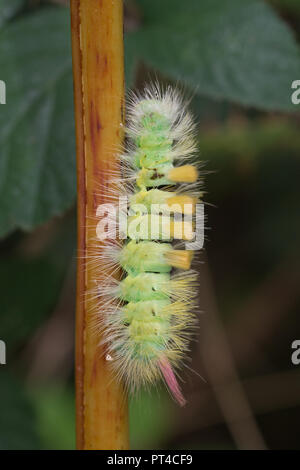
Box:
left=158, top=357, right=187, bottom=407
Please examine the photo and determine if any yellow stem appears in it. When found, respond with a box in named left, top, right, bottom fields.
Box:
left=70, top=0, right=129, bottom=450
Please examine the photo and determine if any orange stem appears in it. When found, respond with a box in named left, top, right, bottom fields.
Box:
left=70, top=0, right=129, bottom=450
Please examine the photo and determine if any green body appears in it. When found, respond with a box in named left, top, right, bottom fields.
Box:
left=118, top=273, right=170, bottom=302
left=118, top=102, right=183, bottom=361
left=119, top=240, right=172, bottom=274
left=122, top=300, right=171, bottom=359
left=130, top=188, right=174, bottom=213
left=132, top=104, right=177, bottom=188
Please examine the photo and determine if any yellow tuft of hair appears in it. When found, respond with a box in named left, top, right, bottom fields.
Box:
left=166, top=195, right=197, bottom=214
left=165, top=250, right=194, bottom=270
left=168, top=165, right=198, bottom=183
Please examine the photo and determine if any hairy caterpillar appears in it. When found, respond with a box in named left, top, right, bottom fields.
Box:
left=93, top=84, right=203, bottom=406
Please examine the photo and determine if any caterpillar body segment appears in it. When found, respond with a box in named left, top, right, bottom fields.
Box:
left=98, top=85, right=203, bottom=405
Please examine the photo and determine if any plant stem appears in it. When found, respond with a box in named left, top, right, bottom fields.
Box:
left=70, top=0, right=128, bottom=450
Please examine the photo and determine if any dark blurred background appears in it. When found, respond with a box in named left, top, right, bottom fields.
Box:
left=0, top=0, right=300, bottom=450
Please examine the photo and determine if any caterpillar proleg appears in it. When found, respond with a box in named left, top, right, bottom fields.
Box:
left=93, top=84, right=203, bottom=406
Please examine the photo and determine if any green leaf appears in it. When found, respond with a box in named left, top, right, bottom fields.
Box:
left=0, top=214, right=76, bottom=351
left=0, top=0, right=24, bottom=30
left=0, top=258, right=64, bottom=350
left=0, top=372, right=41, bottom=449
left=1, top=1, right=299, bottom=238
left=126, top=0, right=300, bottom=110
left=0, top=7, right=75, bottom=238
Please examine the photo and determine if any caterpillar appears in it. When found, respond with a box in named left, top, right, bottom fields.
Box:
left=93, top=84, right=203, bottom=406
